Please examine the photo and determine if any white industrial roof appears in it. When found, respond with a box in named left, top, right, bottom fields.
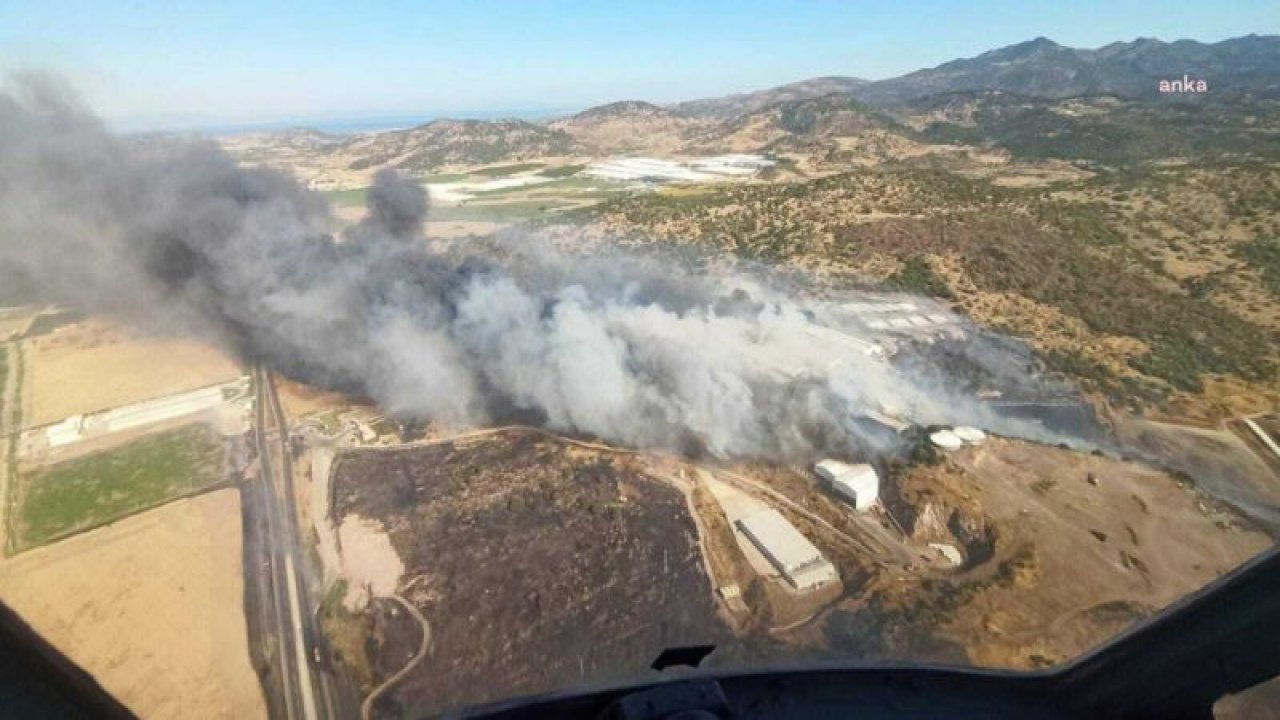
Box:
left=831, top=464, right=878, bottom=490
left=818, top=461, right=880, bottom=511
left=814, top=459, right=860, bottom=480
left=829, top=463, right=878, bottom=485
left=737, top=509, right=825, bottom=575
left=787, top=560, right=839, bottom=591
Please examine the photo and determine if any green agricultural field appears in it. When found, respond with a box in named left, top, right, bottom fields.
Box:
left=324, top=187, right=368, bottom=208
left=538, top=164, right=586, bottom=178
left=471, top=162, right=544, bottom=177
left=17, top=424, right=224, bottom=548
left=430, top=200, right=576, bottom=222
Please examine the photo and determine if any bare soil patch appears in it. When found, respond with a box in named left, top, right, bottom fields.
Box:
left=885, top=439, right=1270, bottom=668
left=275, top=375, right=354, bottom=421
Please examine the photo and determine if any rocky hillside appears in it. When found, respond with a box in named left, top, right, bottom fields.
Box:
left=552, top=164, right=1280, bottom=415
left=671, top=76, right=869, bottom=119
left=548, top=101, right=711, bottom=154
left=690, top=94, right=935, bottom=164
left=902, top=91, right=1280, bottom=164
left=219, top=34, right=1280, bottom=179
left=338, top=118, right=578, bottom=172
left=853, top=35, right=1280, bottom=105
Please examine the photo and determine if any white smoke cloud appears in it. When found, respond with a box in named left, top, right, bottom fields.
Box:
left=0, top=73, right=1084, bottom=462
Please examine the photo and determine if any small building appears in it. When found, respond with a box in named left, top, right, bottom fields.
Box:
left=814, top=459, right=880, bottom=511
left=929, top=542, right=964, bottom=566
left=953, top=426, right=987, bottom=445
left=737, top=509, right=838, bottom=592
left=716, top=583, right=749, bottom=613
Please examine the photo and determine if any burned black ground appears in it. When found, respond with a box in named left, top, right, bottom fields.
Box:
left=331, top=430, right=730, bottom=716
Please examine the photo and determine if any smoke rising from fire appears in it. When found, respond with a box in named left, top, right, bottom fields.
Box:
left=0, top=74, right=1079, bottom=460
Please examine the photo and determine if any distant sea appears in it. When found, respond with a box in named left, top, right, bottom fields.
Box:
left=120, top=108, right=578, bottom=137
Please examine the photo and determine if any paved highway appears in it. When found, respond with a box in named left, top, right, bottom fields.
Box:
left=248, top=365, right=357, bottom=720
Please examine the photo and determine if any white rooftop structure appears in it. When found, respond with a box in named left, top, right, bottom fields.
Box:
left=930, top=429, right=965, bottom=451
left=30, top=378, right=248, bottom=452
left=583, top=154, right=773, bottom=183
left=691, top=154, right=776, bottom=176
left=584, top=158, right=716, bottom=183
left=953, top=426, right=987, bottom=445
left=45, top=415, right=86, bottom=448
left=860, top=410, right=911, bottom=434
left=704, top=153, right=776, bottom=167
left=930, top=542, right=964, bottom=566
left=814, top=460, right=880, bottom=511
left=737, top=509, right=838, bottom=591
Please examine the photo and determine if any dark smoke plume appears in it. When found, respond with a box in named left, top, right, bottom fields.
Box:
left=0, top=74, right=1073, bottom=460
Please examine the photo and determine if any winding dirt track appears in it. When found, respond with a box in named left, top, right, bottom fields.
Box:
left=361, top=593, right=430, bottom=720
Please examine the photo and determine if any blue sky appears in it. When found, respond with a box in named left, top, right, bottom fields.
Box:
left=1, top=0, right=1276, bottom=129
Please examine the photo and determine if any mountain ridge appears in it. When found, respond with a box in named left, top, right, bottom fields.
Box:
left=851, top=34, right=1280, bottom=104
left=223, top=34, right=1280, bottom=171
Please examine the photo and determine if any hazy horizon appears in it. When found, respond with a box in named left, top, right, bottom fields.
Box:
left=3, top=0, right=1277, bottom=132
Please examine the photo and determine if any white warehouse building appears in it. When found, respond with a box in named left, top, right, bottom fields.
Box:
left=736, top=509, right=838, bottom=592
left=814, top=460, right=880, bottom=511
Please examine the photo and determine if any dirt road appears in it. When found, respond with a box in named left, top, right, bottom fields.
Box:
left=360, top=594, right=430, bottom=720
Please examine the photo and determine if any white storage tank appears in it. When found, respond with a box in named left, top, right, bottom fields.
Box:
left=930, top=429, right=964, bottom=451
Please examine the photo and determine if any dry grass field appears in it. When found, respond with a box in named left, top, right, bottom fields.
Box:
left=21, top=319, right=241, bottom=428
left=0, top=489, right=265, bottom=719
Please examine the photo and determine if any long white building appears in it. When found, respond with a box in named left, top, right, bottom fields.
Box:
left=736, top=509, right=838, bottom=591
left=26, top=378, right=249, bottom=453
